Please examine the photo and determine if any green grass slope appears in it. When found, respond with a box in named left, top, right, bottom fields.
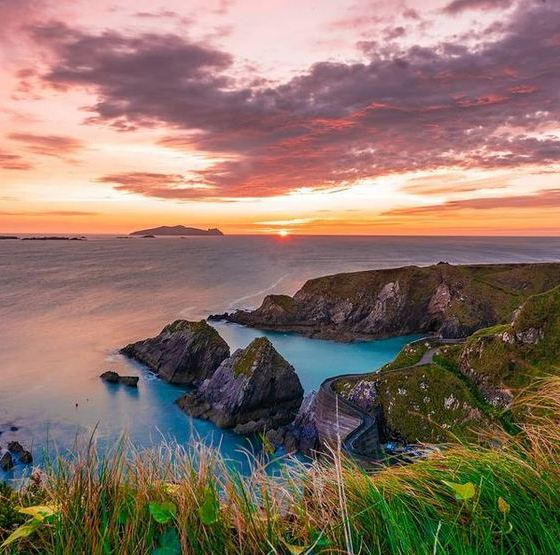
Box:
left=4, top=379, right=560, bottom=554
left=459, top=285, right=560, bottom=409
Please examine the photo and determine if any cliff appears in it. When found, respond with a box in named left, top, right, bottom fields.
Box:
left=330, top=283, right=560, bottom=445
left=224, top=263, right=560, bottom=340
left=121, top=320, right=230, bottom=385
left=176, top=337, right=303, bottom=433
left=130, top=225, right=224, bottom=236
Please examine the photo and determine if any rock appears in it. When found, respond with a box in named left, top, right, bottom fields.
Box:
left=8, top=441, right=33, bottom=464
left=223, top=263, right=560, bottom=341
left=121, top=320, right=230, bottom=385
left=346, top=379, right=379, bottom=412
left=100, top=371, right=120, bottom=383
left=177, top=337, right=303, bottom=433
left=100, top=371, right=139, bottom=387
left=274, top=392, right=321, bottom=454
left=0, top=451, right=14, bottom=471
left=10, top=426, right=18, bottom=432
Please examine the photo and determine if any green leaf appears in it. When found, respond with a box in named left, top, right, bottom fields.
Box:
left=1, top=519, right=42, bottom=548
left=148, top=502, right=177, bottom=524
left=442, top=480, right=476, bottom=501
left=152, top=526, right=181, bottom=555
left=283, top=542, right=308, bottom=555
left=198, top=487, right=220, bottom=526
left=498, top=496, right=511, bottom=515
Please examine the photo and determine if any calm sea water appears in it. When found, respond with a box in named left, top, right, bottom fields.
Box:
left=1, top=235, right=559, bottom=477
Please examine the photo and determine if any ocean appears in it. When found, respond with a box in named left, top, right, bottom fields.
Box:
left=1, top=235, right=559, bottom=476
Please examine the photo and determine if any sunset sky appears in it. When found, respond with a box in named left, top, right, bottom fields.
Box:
left=0, top=0, right=559, bottom=235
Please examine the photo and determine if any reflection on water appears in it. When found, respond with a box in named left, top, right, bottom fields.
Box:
left=1, top=235, right=559, bottom=477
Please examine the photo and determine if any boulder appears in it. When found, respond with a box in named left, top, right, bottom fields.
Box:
left=100, top=371, right=139, bottom=387
left=121, top=320, right=230, bottom=385
left=8, top=441, right=33, bottom=464
left=0, top=451, right=14, bottom=471
left=177, top=337, right=303, bottom=433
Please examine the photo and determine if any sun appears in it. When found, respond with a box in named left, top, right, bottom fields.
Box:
left=278, top=229, right=289, bottom=237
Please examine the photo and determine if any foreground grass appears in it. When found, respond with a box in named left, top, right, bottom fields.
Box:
left=3, top=381, right=560, bottom=554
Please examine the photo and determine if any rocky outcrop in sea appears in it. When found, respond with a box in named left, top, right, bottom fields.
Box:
left=121, top=320, right=230, bottom=385
left=100, top=371, right=139, bottom=387
left=176, top=337, right=304, bottom=434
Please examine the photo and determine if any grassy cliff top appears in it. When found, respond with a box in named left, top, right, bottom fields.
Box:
left=460, top=285, right=560, bottom=394
left=297, top=262, right=560, bottom=307
left=376, top=363, right=488, bottom=443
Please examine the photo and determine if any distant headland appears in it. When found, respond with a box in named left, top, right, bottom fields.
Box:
left=129, top=225, right=224, bottom=237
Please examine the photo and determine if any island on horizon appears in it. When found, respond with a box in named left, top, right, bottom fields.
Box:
left=129, top=225, right=224, bottom=237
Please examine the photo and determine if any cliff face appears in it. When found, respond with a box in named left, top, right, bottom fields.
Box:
left=225, top=263, right=560, bottom=340
left=176, top=337, right=304, bottom=434
left=121, top=320, right=230, bottom=385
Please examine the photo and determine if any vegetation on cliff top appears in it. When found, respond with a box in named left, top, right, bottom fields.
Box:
left=376, top=363, right=488, bottom=443
left=459, top=285, right=560, bottom=411
left=3, top=379, right=560, bottom=554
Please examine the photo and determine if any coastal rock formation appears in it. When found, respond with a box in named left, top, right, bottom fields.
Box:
left=8, top=441, right=33, bottom=464
left=267, top=392, right=321, bottom=454
left=121, top=320, right=230, bottom=385
left=0, top=451, right=14, bottom=471
left=100, top=371, right=139, bottom=387
left=130, top=225, right=224, bottom=236
left=176, top=337, right=303, bottom=434
left=223, top=263, right=560, bottom=340
left=458, top=285, right=560, bottom=409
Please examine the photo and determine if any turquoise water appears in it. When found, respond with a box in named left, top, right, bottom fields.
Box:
left=1, top=235, right=559, bottom=478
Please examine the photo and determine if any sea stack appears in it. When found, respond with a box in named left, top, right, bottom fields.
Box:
left=121, top=320, right=230, bottom=385
left=177, top=337, right=304, bottom=434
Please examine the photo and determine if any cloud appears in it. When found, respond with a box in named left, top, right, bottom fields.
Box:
left=27, top=1, right=560, bottom=199
left=385, top=189, right=560, bottom=216
left=0, top=149, right=32, bottom=170
left=0, top=210, right=98, bottom=216
left=9, top=133, right=84, bottom=157
left=98, top=172, right=215, bottom=199
left=443, top=0, right=513, bottom=14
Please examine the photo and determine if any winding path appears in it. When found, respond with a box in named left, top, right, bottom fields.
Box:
left=318, top=338, right=464, bottom=460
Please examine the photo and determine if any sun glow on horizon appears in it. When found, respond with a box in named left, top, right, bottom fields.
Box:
left=278, top=229, right=289, bottom=237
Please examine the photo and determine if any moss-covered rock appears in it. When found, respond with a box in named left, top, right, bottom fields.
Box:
left=121, top=320, right=230, bottom=385
left=375, top=364, right=486, bottom=443
left=177, top=337, right=304, bottom=434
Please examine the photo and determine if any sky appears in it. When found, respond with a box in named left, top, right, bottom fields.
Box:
left=0, top=0, right=559, bottom=235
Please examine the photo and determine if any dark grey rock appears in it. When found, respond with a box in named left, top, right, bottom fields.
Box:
left=177, top=337, right=303, bottom=433
left=277, top=392, right=320, bottom=454
left=0, top=451, right=14, bottom=471
left=121, top=320, right=230, bottom=385
left=100, top=371, right=139, bottom=387
left=8, top=441, right=33, bottom=464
